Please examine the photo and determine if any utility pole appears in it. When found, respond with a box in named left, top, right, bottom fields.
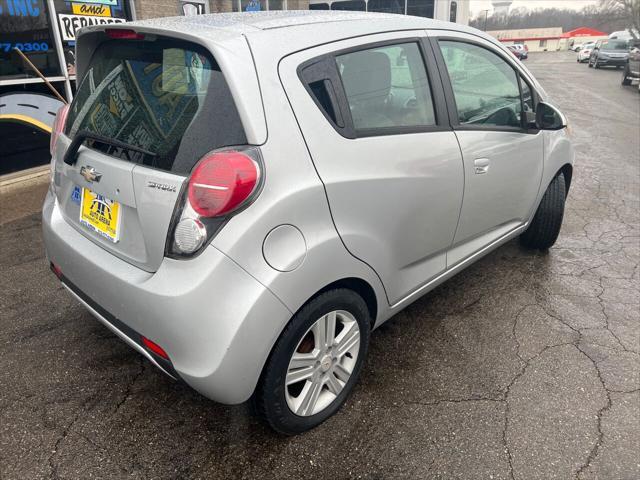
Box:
left=482, top=9, right=489, bottom=31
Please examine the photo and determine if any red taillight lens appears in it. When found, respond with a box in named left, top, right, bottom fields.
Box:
left=169, top=147, right=263, bottom=257
left=141, top=336, right=169, bottom=360
left=188, top=151, right=259, bottom=218
left=50, top=104, right=69, bottom=155
left=50, top=262, right=63, bottom=280
left=105, top=29, right=144, bottom=40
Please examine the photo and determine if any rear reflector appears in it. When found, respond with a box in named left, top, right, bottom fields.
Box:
left=50, top=262, right=63, bottom=280
left=105, top=29, right=144, bottom=40
left=141, top=336, right=169, bottom=360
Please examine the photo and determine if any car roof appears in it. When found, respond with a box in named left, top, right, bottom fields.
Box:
left=132, top=10, right=441, bottom=32
left=125, top=11, right=485, bottom=47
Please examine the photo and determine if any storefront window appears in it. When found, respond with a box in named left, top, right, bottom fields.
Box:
left=268, top=0, right=285, bottom=10
left=241, top=0, right=263, bottom=11
left=330, top=0, right=366, bottom=11
left=406, top=0, right=433, bottom=18
left=368, top=0, right=403, bottom=14
left=0, top=0, right=61, bottom=79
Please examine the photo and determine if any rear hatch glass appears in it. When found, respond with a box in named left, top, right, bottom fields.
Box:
left=56, top=36, right=246, bottom=272
left=65, top=37, right=246, bottom=173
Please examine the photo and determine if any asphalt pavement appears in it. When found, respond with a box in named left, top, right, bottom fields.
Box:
left=1, top=51, right=638, bottom=479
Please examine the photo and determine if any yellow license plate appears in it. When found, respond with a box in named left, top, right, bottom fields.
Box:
left=79, top=187, right=121, bottom=242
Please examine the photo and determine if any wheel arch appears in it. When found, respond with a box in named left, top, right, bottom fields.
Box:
left=559, top=163, right=573, bottom=197
left=313, top=277, right=378, bottom=328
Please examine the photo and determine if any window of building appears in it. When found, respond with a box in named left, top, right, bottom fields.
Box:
left=406, top=0, right=434, bottom=18
left=336, top=42, right=436, bottom=131
left=368, top=0, right=404, bottom=14
left=0, top=0, right=61, bottom=79
left=439, top=41, right=522, bottom=128
left=539, top=39, right=547, bottom=48
left=450, top=1, right=457, bottom=22
left=241, top=0, right=263, bottom=11
left=330, top=0, right=366, bottom=11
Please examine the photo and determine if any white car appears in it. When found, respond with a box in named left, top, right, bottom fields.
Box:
left=577, top=43, right=595, bottom=62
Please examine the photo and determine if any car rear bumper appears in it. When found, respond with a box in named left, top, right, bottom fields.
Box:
left=42, top=191, right=292, bottom=404
left=597, top=58, right=627, bottom=66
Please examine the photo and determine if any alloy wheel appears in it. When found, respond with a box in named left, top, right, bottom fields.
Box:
left=285, top=310, right=361, bottom=417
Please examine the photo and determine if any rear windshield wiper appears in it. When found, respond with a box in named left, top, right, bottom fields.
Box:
left=64, top=130, right=157, bottom=165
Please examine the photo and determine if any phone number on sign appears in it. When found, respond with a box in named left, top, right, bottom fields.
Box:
left=0, top=42, right=49, bottom=52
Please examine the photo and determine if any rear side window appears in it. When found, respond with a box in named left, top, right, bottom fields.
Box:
left=336, top=42, right=436, bottom=131
left=65, top=38, right=246, bottom=174
left=439, top=40, right=521, bottom=128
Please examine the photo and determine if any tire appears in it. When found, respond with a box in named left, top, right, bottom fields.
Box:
left=594, top=60, right=601, bottom=69
left=253, top=288, right=371, bottom=435
left=588, top=59, right=593, bottom=68
left=520, top=173, right=566, bottom=251
left=622, top=65, right=632, bottom=85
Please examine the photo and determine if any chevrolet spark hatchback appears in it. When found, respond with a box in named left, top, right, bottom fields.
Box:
left=43, top=11, right=573, bottom=435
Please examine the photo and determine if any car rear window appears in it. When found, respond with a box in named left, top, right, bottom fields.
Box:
left=65, top=37, right=246, bottom=174
left=601, top=40, right=627, bottom=50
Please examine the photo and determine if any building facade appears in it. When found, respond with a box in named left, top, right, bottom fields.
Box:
left=486, top=26, right=610, bottom=53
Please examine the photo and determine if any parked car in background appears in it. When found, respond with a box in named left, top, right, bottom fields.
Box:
left=571, top=43, right=586, bottom=52
left=511, top=43, right=528, bottom=59
left=589, top=39, right=629, bottom=68
left=622, top=39, right=640, bottom=87
left=507, top=45, right=525, bottom=60
left=43, top=12, right=573, bottom=435
left=577, top=42, right=595, bottom=62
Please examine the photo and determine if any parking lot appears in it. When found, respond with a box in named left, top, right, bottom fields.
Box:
left=0, top=51, right=638, bottom=479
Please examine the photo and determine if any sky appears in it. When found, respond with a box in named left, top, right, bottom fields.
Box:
left=469, top=0, right=599, bottom=16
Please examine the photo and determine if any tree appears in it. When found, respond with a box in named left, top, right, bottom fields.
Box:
left=599, top=0, right=640, bottom=38
left=469, top=4, right=634, bottom=34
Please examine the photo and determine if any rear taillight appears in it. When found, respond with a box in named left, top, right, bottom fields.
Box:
left=167, top=147, right=263, bottom=257
left=50, top=104, right=69, bottom=155
left=188, top=151, right=259, bottom=217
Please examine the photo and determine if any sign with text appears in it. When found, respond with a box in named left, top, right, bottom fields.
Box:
left=71, top=0, right=117, bottom=5
left=71, top=3, right=112, bottom=16
left=58, top=13, right=125, bottom=41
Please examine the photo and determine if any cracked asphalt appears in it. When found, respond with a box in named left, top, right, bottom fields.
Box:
left=1, top=51, right=638, bottom=479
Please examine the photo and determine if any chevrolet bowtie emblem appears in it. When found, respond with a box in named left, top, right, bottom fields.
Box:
left=80, top=166, right=102, bottom=183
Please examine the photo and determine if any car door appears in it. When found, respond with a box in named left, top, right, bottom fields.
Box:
left=429, top=33, right=544, bottom=266
left=279, top=32, right=464, bottom=305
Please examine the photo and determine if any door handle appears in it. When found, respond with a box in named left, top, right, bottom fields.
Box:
left=474, top=158, right=490, bottom=174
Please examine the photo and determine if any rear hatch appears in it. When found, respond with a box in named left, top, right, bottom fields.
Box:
left=600, top=39, right=630, bottom=57
left=54, top=32, right=247, bottom=272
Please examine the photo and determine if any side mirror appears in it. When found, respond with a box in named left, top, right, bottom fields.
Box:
left=535, top=102, right=567, bottom=130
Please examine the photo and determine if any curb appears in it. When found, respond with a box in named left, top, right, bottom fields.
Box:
left=0, top=165, right=50, bottom=188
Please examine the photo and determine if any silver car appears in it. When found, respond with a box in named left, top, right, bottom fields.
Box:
left=43, top=11, right=573, bottom=434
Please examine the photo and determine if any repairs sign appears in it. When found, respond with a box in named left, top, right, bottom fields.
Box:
left=58, top=13, right=125, bottom=42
